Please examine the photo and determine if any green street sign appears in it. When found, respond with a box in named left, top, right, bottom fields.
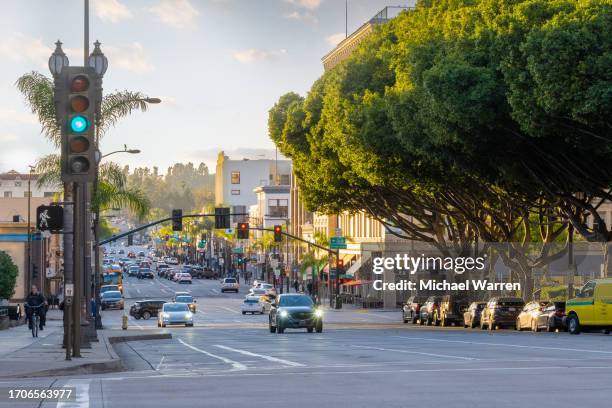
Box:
left=198, top=240, right=206, bottom=249
left=330, top=236, right=347, bottom=249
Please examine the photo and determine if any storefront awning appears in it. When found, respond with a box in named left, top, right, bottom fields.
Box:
left=343, top=280, right=372, bottom=287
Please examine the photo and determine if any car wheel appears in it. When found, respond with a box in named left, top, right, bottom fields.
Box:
left=161, top=323, right=166, bottom=328
left=307, top=327, right=314, bottom=333
left=488, top=321, right=495, bottom=331
left=143, top=311, right=151, bottom=320
left=316, top=322, right=323, bottom=333
left=134, top=315, right=141, bottom=320
left=269, top=324, right=276, bottom=333
left=277, top=322, right=284, bottom=334
left=567, top=315, right=580, bottom=335
left=261, top=308, right=265, bottom=314
left=547, top=319, right=555, bottom=332
left=603, top=329, right=610, bottom=335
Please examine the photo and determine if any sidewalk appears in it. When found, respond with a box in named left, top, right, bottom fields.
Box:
left=0, top=309, right=170, bottom=378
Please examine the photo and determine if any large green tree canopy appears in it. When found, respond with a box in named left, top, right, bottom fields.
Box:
left=269, top=0, right=612, bottom=244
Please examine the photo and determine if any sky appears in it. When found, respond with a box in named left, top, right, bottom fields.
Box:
left=0, top=0, right=410, bottom=174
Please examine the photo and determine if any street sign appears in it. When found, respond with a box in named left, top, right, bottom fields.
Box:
left=36, top=205, right=63, bottom=232
left=64, top=283, right=74, bottom=297
left=330, top=236, right=347, bottom=249
left=232, top=247, right=244, bottom=254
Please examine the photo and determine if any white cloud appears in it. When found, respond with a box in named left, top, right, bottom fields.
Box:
left=0, top=108, right=38, bottom=125
left=0, top=133, right=18, bottom=143
left=285, top=0, right=322, bottom=10
left=147, top=0, right=200, bottom=29
left=104, top=43, right=155, bottom=74
left=285, top=11, right=318, bottom=25
left=0, top=33, right=51, bottom=68
left=326, top=32, right=346, bottom=46
left=232, top=48, right=287, bottom=64
left=96, top=0, right=132, bottom=23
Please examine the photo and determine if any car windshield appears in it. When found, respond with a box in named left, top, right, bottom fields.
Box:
left=245, top=298, right=259, bottom=304
left=175, top=296, right=193, bottom=303
left=165, top=303, right=189, bottom=312
left=279, top=296, right=313, bottom=307
left=225, top=279, right=237, bottom=283
left=101, top=286, right=117, bottom=292
left=103, top=292, right=121, bottom=299
left=252, top=289, right=266, bottom=295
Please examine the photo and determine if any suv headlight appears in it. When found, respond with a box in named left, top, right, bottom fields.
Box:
left=314, top=309, right=323, bottom=318
left=279, top=310, right=288, bottom=318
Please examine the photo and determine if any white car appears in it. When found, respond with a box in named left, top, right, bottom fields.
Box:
left=167, top=257, right=179, bottom=265
left=158, top=302, right=194, bottom=327
left=241, top=296, right=269, bottom=314
left=221, top=277, right=239, bottom=293
left=175, top=273, right=192, bottom=284
left=259, top=283, right=277, bottom=297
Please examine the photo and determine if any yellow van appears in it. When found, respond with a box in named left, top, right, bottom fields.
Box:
left=566, top=279, right=612, bottom=334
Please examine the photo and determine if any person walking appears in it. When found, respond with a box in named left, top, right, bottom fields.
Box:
left=293, top=279, right=299, bottom=293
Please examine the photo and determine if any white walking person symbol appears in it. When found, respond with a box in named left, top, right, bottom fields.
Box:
left=39, top=209, right=50, bottom=229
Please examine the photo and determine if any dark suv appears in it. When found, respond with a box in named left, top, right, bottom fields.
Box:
left=402, top=295, right=427, bottom=324
left=480, top=297, right=525, bottom=330
left=419, top=296, right=443, bottom=326
left=130, top=300, right=166, bottom=320
left=439, top=295, right=469, bottom=326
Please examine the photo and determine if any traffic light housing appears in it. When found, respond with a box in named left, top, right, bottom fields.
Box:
left=215, top=207, right=230, bottom=229
left=237, top=223, right=249, bottom=239
left=337, top=259, right=344, bottom=271
left=32, top=264, right=39, bottom=279
left=59, top=66, right=100, bottom=182
left=127, top=234, right=133, bottom=246
left=273, top=225, right=282, bottom=242
left=172, top=209, right=183, bottom=231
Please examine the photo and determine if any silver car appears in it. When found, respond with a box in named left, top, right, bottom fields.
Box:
left=158, top=302, right=194, bottom=327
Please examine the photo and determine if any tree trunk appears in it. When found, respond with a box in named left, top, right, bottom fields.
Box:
left=602, top=242, right=612, bottom=278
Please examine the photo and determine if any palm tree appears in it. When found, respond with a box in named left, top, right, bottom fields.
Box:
left=16, top=71, right=155, bottom=216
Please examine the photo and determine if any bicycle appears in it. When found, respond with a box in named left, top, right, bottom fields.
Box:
left=25, top=303, right=44, bottom=338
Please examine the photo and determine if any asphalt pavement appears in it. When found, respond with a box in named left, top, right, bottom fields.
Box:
left=1, top=268, right=611, bottom=408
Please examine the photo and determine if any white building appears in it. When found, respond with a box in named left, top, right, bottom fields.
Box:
left=0, top=170, right=58, bottom=199
left=215, top=152, right=291, bottom=222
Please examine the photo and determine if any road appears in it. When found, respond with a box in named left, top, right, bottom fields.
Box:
left=1, top=267, right=611, bottom=408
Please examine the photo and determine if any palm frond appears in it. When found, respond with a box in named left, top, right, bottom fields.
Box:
left=96, top=183, right=150, bottom=219
left=15, top=72, right=61, bottom=146
left=100, top=91, right=151, bottom=137
left=99, top=162, right=127, bottom=189
left=34, top=154, right=62, bottom=189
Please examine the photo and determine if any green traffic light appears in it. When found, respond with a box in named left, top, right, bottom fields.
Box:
left=70, top=115, right=89, bottom=133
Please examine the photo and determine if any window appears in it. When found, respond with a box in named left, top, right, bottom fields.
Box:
left=44, top=192, right=54, bottom=197
left=268, top=199, right=288, bottom=218
left=579, top=281, right=596, bottom=298
left=3, top=191, right=12, bottom=198
left=231, top=171, right=240, bottom=184
left=24, top=191, right=32, bottom=198
left=231, top=190, right=240, bottom=195
left=14, top=181, right=22, bottom=187
left=280, top=174, right=290, bottom=185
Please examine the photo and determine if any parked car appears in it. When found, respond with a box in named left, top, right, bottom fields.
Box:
left=173, top=292, right=197, bottom=313
left=480, top=297, right=525, bottom=330
left=130, top=300, right=166, bottom=320
left=419, top=296, right=443, bottom=326
left=535, top=301, right=566, bottom=332
left=200, top=267, right=219, bottom=280
left=402, top=295, right=428, bottom=324
left=565, top=279, right=612, bottom=335
left=100, top=291, right=124, bottom=310
left=175, top=272, right=193, bottom=284
left=221, top=277, right=239, bottom=293
left=439, top=295, right=469, bottom=326
left=158, top=302, right=193, bottom=327
left=269, top=294, right=323, bottom=333
left=516, top=301, right=549, bottom=331
left=138, top=269, right=154, bottom=279
left=463, top=301, right=486, bottom=328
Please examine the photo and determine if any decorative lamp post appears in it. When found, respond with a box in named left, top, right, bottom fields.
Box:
left=48, top=40, right=69, bottom=77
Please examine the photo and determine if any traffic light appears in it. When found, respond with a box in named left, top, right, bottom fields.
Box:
left=59, top=67, right=99, bottom=182
left=273, top=225, right=282, bottom=242
left=215, top=207, right=230, bottom=229
left=337, top=259, right=344, bottom=271
left=32, top=264, right=39, bottom=279
left=172, top=209, right=183, bottom=231
left=237, top=223, right=249, bottom=239
left=127, top=234, right=133, bottom=246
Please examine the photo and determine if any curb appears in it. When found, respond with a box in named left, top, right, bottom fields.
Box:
left=4, top=332, right=172, bottom=379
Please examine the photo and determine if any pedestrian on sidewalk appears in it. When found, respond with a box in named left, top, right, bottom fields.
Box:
left=293, top=279, right=299, bottom=293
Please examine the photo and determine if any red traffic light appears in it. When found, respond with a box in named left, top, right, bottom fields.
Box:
left=70, top=75, right=90, bottom=92
left=337, top=259, right=344, bottom=269
left=239, top=223, right=248, bottom=230
left=273, top=225, right=282, bottom=242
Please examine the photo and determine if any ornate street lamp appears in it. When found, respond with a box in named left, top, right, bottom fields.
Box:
left=88, top=40, right=108, bottom=78
left=48, top=40, right=69, bottom=77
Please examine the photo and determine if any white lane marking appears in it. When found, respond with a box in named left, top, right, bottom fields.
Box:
left=213, top=344, right=305, bottom=367
left=57, top=379, right=90, bottom=408
left=156, top=356, right=165, bottom=371
left=178, top=338, right=247, bottom=371
left=393, top=336, right=612, bottom=355
left=210, top=289, right=219, bottom=294
left=352, top=345, right=476, bottom=360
